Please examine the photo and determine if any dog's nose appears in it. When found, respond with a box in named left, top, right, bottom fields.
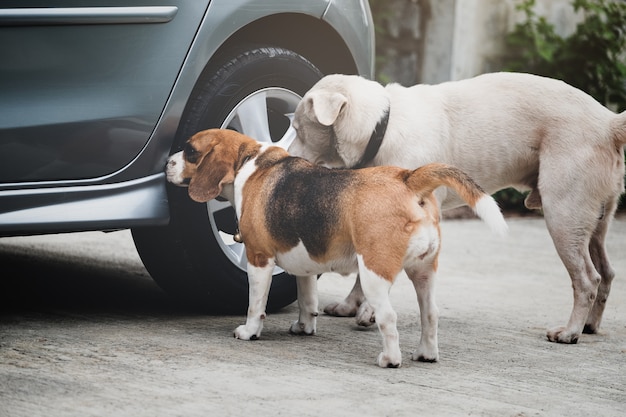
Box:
left=165, top=158, right=178, bottom=178
left=165, top=158, right=176, bottom=170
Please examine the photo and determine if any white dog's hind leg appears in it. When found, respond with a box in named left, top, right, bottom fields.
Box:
left=543, top=203, right=601, bottom=344
left=585, top=198, right=618, bottom=334
left=323, top=274, right=363, bottom=316
left=290, top=275, right=319, bottom=335
left=406, top=266, right=439, bottom=362
left=355, top=299, right=376, bottom=327
left=234, top=262, right=274, bottom=340
left=357, top=256, right=401, bottom=368
left=540, top=148, right=625, bottom=344
left=323, top=275, right=376, bottom=326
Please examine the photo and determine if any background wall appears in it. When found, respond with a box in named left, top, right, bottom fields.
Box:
left=371, top=0, right=582, bottom=85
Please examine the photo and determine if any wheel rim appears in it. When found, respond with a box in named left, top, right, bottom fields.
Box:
left=208, top=88, right=301, bottom=272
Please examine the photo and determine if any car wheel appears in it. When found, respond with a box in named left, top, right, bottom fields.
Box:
left=132, top=46, right=323, bottom=314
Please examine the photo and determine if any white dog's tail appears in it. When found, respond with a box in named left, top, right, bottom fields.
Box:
left=611, top=111, right=626, bottom=146
left=406, top=163, right=508, bottom=236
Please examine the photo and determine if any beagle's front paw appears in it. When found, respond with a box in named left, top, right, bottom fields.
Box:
left=234, top=325, right=261, bottom=340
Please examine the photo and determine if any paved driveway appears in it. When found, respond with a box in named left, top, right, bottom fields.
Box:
left=1, top=216, right=625, bottom=417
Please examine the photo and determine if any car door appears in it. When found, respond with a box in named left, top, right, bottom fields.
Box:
left=0, top=0, right=210, bottom=184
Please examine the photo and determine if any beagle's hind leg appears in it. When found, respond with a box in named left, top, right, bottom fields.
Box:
left=357, top=255, right=402, bottom=368
left=406, top=265, right=439, bottom=362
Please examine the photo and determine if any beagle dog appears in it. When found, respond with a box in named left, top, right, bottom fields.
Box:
left=166, top=129, right=507, bottom=368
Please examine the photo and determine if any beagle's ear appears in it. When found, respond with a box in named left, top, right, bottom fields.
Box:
left=187, top=155, right=234, bottom=203
left=307, top=91, right=347, bottom=126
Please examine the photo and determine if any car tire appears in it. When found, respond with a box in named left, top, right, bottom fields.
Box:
left=132, top=46, right=323, bottom=314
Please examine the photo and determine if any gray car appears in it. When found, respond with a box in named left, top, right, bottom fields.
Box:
left=0, top=0, right=375, bottom=312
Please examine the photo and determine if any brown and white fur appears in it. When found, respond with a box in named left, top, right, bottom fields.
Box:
left=166, top=128, right=507, bottom=368
left=288, top=72, right=626, bottom=344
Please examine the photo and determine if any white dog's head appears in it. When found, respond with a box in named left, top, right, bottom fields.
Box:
left=289, top=74, right=389, bottom=169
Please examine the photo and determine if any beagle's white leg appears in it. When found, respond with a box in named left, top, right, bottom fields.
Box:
left=234, top=261, right=275, bottom=340
left=289, top=275, right=319, bottom=335
left=357, top=255, right=401, bottom=368
left=406, top=266, right=439, bottom=362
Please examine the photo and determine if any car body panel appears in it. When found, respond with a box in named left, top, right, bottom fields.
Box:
left=0, top=0, right=374, bottom=236
left=0, top=174, right=169, bottom=235
left=0, top=1, right=209, bottom=183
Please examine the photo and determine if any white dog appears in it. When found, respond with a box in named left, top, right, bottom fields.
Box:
left=288, top=72, right=626, bottom=344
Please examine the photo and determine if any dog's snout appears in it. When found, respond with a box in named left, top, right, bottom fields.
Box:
left=165, top=152, right=188, bottom=186
left=164, top=158, right=177, bottom=177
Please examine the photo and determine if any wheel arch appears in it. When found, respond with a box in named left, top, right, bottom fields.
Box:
left=214, top=13, right=362, bottom=77
left=169, top=12, right=366, bottom=154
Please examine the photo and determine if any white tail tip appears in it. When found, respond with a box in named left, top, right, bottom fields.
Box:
left=474, top=196, right=508, bottom=236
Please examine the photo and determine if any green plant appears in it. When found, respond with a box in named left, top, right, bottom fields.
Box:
left=497, top=0, right=626, bottom=214
left=504, top=0, right=626, bottom=112
left=368, top=0, right=397, bottom=84
left=492, top=188, right=530, bottom=213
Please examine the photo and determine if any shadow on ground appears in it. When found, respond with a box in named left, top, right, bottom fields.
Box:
left=0, top=238, right=174, bottom=315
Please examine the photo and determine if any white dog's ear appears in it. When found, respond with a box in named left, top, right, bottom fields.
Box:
left=307, top=91, right=347, bottom=126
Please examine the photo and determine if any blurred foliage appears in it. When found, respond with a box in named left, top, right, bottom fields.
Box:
left=496, top=0, right=626, bottom=213
left=368, top=0, right=393, bottom=41
left=492, top=188, right=531, bottom=214
left=503, top=0, right=626, bottom=112
left=368, top=0, right=399, bottom=84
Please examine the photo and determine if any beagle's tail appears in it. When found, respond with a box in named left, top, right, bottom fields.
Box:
left=405, top=163, right=508, bottom=236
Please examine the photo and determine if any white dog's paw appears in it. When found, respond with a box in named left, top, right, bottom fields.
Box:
left=355, top=302, right=376, bottom=327
left=377, top=351, right=402, bottom=368
left=323, top=301, right=357, bottom=317
left=411, top=347, right=439, bottom=363
left=289, top=320, right=316, bottom=335
left=546, top=326, right=580, bottom=344
left=234, top=325, right=260, bottom=340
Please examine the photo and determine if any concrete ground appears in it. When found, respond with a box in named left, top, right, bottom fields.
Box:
left=1, top=216, right=625, bottom=417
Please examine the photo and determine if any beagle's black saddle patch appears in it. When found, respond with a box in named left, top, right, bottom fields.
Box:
left=265, top=157, right=353, bottom=257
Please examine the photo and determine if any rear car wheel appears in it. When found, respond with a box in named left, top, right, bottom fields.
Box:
left=132, top=46, right=323, bottom=313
